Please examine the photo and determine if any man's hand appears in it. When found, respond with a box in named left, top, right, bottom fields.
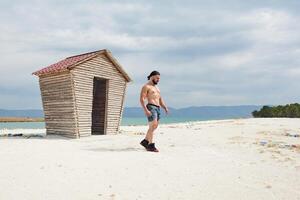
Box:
left=159, top=97, right=168, bottom=115
left=164, top=107, right=169, bottom=115
left=145, top=110, right=152, bottom=117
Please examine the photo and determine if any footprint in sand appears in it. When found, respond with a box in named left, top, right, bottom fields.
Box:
left=284, top=157, right=293, bottom=162
left=271, top=154, right=278, bottom=160
left=131, top=132, right=144, bottom=135
left=265, top=184, right=272, bottom=189
left=259, top=149, right=265, bottom=153
left=270, top=149, right=281, bottom=154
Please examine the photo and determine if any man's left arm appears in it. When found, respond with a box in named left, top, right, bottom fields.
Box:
left=159, top=97, right=169, bottom=114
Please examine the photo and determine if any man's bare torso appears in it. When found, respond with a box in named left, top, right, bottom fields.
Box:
left=144, top=84, right=160, bottom=106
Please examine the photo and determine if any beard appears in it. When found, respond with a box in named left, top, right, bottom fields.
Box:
left=152, top=80, right=158, bottom=85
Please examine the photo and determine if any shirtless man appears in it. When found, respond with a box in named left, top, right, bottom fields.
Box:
left=139, top=71, right=169, bottom=152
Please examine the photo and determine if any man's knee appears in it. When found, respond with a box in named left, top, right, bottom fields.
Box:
left=151, top=120, right=158, bottom=129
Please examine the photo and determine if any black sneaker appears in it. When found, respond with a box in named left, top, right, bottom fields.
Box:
left=146, top=143, right=159, bottom=152
left=140, top=139, right=149, bottom=149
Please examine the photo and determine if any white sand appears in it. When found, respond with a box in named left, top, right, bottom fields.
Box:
left=0, top=118, right=299, bottom=200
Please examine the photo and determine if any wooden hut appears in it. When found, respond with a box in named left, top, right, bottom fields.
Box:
left=32, top=49, right=132, bottom=138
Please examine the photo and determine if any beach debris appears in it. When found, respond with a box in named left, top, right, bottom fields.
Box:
left=13, top=133, right=23, bottom=137
left=257, top=140, right=300, bottom=151
left=185, top=124, right=193, bottom=128
left=0, top=131, right=45, bottom=138
left=24, top=134, right=45, bottom=138
left=0, top=133, right=46, bottom=139
left=260, top=140, right=268, bottom=146
left=0, top=133, right=23, bottom=137
left=285, top=133, right=300, bottom=137
left=0, top=133, right=22, bottom=137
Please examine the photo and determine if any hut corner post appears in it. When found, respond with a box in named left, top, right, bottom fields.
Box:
left=117, top=82, right=127, bottom=132
left=38, top=77, right=48, bottom=135
left=71, top=71, right=80, bottom=138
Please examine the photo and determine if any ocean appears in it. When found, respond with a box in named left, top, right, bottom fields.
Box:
left=0, top=116, right=235, bottom=129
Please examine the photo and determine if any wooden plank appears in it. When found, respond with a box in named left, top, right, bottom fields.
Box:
left=71, top=71, right=80, bottom=138
left=39, top=72, right=77, bottom=138
left=70, top=55, right=128, bottom=136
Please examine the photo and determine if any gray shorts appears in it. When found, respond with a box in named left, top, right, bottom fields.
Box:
left=146, top=103, right=161, bottom=122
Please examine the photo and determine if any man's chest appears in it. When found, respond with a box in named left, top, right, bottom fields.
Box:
left=148, top=87, right=160, bottom=96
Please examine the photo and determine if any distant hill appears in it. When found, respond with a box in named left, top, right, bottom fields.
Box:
left=123, top=105, right=262, bottom=119
left=0, top=105, right=262, bottom=119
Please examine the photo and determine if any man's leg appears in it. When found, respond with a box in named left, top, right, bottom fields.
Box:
left=145, top=119, right=158, bottom=143
left=140, top=105, right=159, bottom=151
left=145, top=119, right=159, bottom=152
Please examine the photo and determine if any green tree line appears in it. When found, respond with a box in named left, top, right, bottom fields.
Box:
left=252, top=103, right=300, bottom=118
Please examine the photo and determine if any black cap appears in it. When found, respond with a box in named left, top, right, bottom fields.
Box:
left=147, top=70, right=160, bottom=80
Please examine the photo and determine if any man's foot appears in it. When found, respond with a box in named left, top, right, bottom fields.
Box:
left=146, top=143, right=159, bottom=152
left=140, top=139, right=149, bottom=149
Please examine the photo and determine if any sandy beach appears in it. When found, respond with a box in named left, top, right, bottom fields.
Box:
left=0, top=118, right=300, bottom=200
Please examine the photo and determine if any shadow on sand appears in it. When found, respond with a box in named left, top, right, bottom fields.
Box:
left=85, top=147, right=144, bottom=152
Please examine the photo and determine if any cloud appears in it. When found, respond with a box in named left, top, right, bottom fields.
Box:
left=0, top=0, right=299, bottom=108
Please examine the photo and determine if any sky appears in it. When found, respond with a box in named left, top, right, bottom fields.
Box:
left=0, top=0, right=299, bottom=109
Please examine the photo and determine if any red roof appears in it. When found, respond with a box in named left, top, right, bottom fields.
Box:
left=32, top=49, right=132, bottom=82
left=32, top=50, right=101, bottom=76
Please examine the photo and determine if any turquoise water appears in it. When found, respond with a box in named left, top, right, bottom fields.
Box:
left=0, top=117, right=230, bottom=129
left=121, top=117, right=205, bottom=126
left=0, top=122, right=46, bottom=129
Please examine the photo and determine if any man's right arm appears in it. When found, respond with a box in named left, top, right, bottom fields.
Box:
left=140, top=85, right=151, bottom=116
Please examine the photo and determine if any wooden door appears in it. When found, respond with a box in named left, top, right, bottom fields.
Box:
left=91, top=77, right=107, bottom=135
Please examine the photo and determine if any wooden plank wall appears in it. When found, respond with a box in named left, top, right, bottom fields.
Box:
left=39, top=72, right=77, bottom=138
left=72, top=54, right=127, bottom=137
